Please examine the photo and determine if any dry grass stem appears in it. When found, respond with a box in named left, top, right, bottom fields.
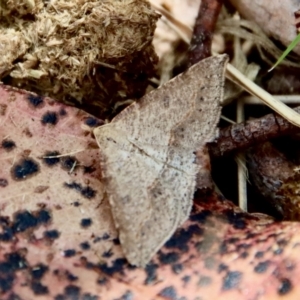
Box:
left=236, top=100, right=248, bottom=211
left=227, top=63, right=300, bottom=127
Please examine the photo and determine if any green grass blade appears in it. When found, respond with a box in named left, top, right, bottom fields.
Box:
left=269, top=32, right=300, bottom=72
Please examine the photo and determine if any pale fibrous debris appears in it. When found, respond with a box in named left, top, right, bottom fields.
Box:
left=94, top=55, right=228, bottom=267
left=0, top=0, right=159, bottom=118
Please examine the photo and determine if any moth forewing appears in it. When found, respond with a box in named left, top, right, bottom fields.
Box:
left=94, top=54, right=228, bottom=266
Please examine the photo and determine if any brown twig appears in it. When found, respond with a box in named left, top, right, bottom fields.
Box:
left=188, top=0, right=224, bottom=190
left=188, top=0, right=223, bottom=65
left=209, top=107, right=300, bottom=158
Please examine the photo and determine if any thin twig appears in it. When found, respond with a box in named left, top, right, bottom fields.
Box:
left=209, top=106, right=300, bottom=158
left=188, top=0, right=224, bottom=65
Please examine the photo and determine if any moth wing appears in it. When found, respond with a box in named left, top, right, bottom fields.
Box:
left=167, top=54, right=228, bottom=223
left=110, top=55, right=227, bottom=147
left=140, top=147, right=198, bottom=266
left=94, top=55, right=228, bottom=266
left=94, top=124, right=181, bottom=266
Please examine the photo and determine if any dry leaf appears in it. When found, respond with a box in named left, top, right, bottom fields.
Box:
left=94, top=55, right=228, bottom=267
left=230, top=0, right=300, bottom=56
left=2, top=85, right=300, bottom=298
left=0, top=84, right=119, bottom=299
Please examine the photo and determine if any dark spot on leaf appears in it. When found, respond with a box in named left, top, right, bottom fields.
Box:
left=31, top=264, right=48, bottom=280
left=172, top=263, right=183, bottom=274
left=1, top=139, right=16, bottom=151
left=0, top=217, right=9, bottom=226
left=34, top=185, right=49, bottom=193
left=7, top=293, right=22, bottom=300
left=43, top=151, right=60, bottom=166
left=12, top=211, right=38, bottom=233
left=84, top=166, right=96, bottom=174
left=0, top=227, right=13, bottom=242
left=0, top=273, right=14, bottom=293
left=93, top=236, right=101, bottom=243
left=11, top=158, right=39, bottom=181
left=240, top=251, right=249, bottom=258
left=64, top=182, right=96, bottom=199
left=227, top=237, right=240, bottom=244
left=218, top=263, right=228, bottom=273
left=0, top=252, right=27, bottom=273
left=80, top=242, right=90, bottom=250
left=158, top=252, right=179, bottom=265
left=255, top=251, right=264, bottom=258
left=277, top=239, right=288, bottom=247
left=245, top=232, right=257, bottom=239
left=65, top=182, right=82, bottom=191
left=64, top=249, right=76, bottom=257
left=61, top=156, right=78, bottom=171
left=144, top=263, right=158, bottom=285
left=165, top=229, right=191, bottom=252
left=28, top=94, right=44, bottom=108
left=66, top=271, right=78, bottom=282
left=53, top=269, right=59, bottom=275
left=72, top=201, right=81, bottom=207
left=83, top=260, right=94, bottom=271
left=190, top=209, right=212, bottom=223
left=11, top=209, right=50, bottom=234
left=0, top=104, right=7, bottom=116
left=278, top=278, right=292, bottom=295
left=158, top=286, right=178, bottom=299
left=187, top=224, right=203, bottom=235
left=274, top=248, right=283, bottom=255
left=41, top=111, right=58, bottom=125
left=97, top=277, right=108, bottom=285
left=236, top=243, right=252, bottom=251
left=102, top=233, right=110, bottom=240
left=0, top=178, right=8, bottom=187
left=84, top=117, right=102, bottom=127
left=225, top=210, right=247, bottom=230
left=31, top=281, right=49, bottom=295
left=43, top=229, right=60, bottom=240
left=23, top=127, right=33, bottom=138
left=98, top=258, right=127, bottom=276
left=0, top=252, right=28, bottom=292
left=82, top=293, right=99, bottom=300
left=81, top=186, right=96, bottom=199
left=80, top=218, right=92, bottom=228
left=55, top=295, right=66, bottom=300
left=164, top=226, right=199, bottom=252
left=113, top=238, right=120, bottom=245
left=59, top=108, right=67, bottom=116
left=182, top=275, right=191, bottom=284
left=64, top=285, right=81, bottom=299
left=36, top=209, right=51, bottom=224
left=254, top=261, right=270, bottom=273
left=8, top=253, right=27, bottom=270
left=222, top=271, right=242, bottom=290
left=127, top=264, right=137, bottom=271
left=102, top=249, right=113, bottom=258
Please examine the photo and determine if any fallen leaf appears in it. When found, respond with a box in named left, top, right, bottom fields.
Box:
left=1, top=85, right=300, bottom=299
left=230, top=0, right=300, bottom=56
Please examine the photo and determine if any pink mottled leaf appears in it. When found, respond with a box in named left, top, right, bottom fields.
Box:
left=1, top=85, right=300, bottom=299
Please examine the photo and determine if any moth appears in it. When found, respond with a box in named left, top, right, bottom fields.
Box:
left=94, top=55, right=228, bottom=267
